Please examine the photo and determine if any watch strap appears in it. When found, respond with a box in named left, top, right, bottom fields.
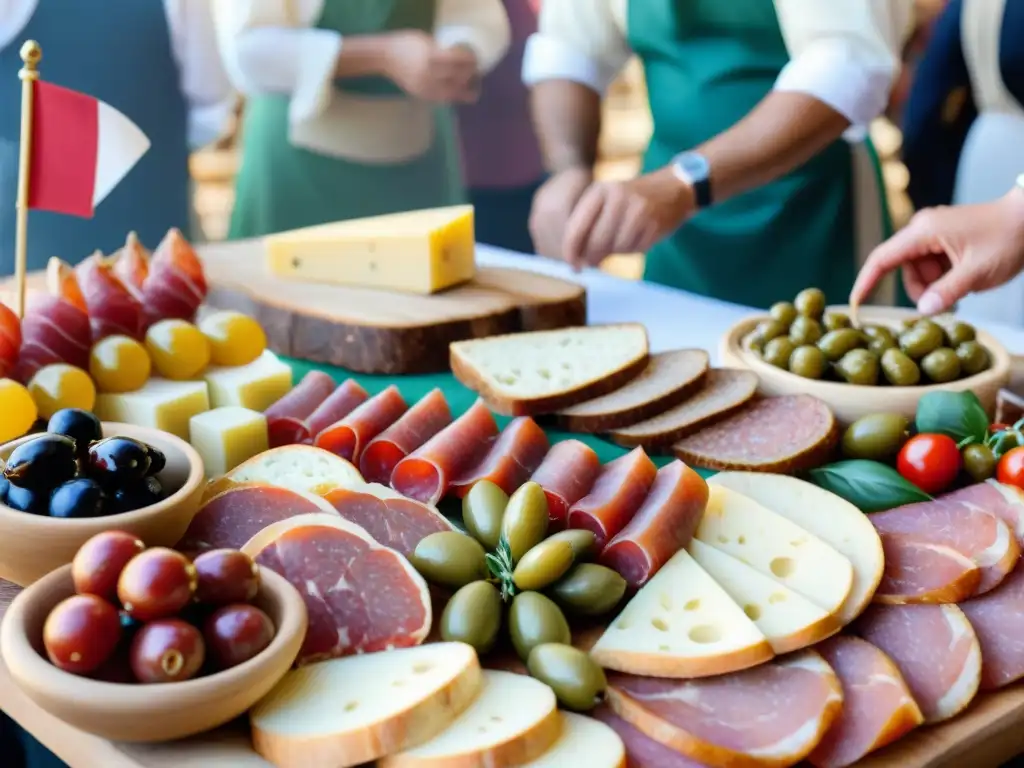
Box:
left=691, top=175, right=712, bottom=208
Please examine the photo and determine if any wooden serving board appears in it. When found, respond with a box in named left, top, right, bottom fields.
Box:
left=197, top=239, right=587, bottom=375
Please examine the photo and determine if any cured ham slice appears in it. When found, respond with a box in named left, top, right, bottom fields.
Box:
left=855, top=604, right=981, bottom=723
left=391, top=399, right=500, bottom=505
left=264, top=371, right=336, bottom=448
left=359, top=389, right=452, bottom=485
left=941, top=480, right=1024, bottom=545
left=600, top=461, right=708, bottom=588
left=141, top=228, right=208, bottom=325
left=607, top=652, right=843, bottom=768
left=77, top=251, right=145, bottom=341
left=111, top=231, right=149, bottom=299
left=45, top=257, right=88, bottom=314
left=960, top=564, right=1024, bottom=689
left=592, top=707, right=708, bottom=767
left=314, top=385, right=408, bottom=463
left=529, top=439, right=601, bottom=529
left=304, top=380, right=369, bottom=440
left=242, top=513, right=431, bottom=665
left=322, top=483, right=454, bottom=557
left=449, top=417, right=550, bottom=497
left=13, top=294, right=92, bottom=382
left=567, top=447, right=657, bottom=549
left=874, top=538, right=980, bottom=604
left=808, top=636, right=923, bottom=768
left=0, top=302, right=21, bottom=379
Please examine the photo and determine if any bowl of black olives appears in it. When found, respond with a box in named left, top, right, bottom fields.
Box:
left=0, top=410, right=205, bottom=586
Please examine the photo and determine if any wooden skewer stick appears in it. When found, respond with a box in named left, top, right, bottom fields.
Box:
left=14, top=40, right=41, bottom=320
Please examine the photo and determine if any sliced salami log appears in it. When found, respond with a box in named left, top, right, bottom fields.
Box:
left=322, top=483, right=454, bottom=557
left=529, top=439, right=601, bottom=529
left=242, top=514, right=431, bottom=665
left=567, top=447, right=657, bottom=549
left=808, top=636, right=923, bottom=768
left=874, top=538, right=981, bottom=604
left=13, top=294, right=92, bottom=382
left=941, top=480, right=1024, bottom=545
left=591, top=706, right=708, bottom=768
left=264, top=371, right=336, bottom=448
left=315, top=385, right=408, bottom=464
left=672, top=395, right=839, bottom=474
left=600, top=461, right=708, bottom=588
left=449, top=417, right=550, bottom=497
left=855, top=604, right=981, bottom=723
left=607, top=651, right=842, bottom=768
left=76, top=252, right=145, bottom=341
left=304, top=380, right=369, bottom=439
left=360, top=389, right=453, bottom=485
left=391, top=399, right=500, bottom=505
left=960, top=564, right=1024, bottom=690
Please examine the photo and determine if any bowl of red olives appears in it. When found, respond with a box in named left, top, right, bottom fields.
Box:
left=0, top=532, right=307, bottom=742
left=0, top=410, right=205, bottom=586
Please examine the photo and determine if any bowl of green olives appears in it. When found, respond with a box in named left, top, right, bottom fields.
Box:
left=719, top=288, right=1011, bottom=425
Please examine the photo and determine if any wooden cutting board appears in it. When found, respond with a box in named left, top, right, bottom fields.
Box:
left=198, top=239, right=587, bottom=374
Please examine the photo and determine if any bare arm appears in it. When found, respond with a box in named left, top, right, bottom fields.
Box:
left=530, top=79, right=602, bottom=173
left=332, top=35, right=395, bottom=79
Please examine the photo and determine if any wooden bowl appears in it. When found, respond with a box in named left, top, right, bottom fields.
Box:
left=720, top=306, right=1012, bottom=425
left=0, top=423, right=205, bottom=587
left=1, top=564, right=307, bottom=742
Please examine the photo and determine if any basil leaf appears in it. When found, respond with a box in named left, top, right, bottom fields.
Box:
left=916, top=390, right=989, bottom=444
left=807, top=460, right=931, bottom=513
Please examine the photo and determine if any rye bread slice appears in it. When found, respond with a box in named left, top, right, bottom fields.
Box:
left=608, top=369, right=758, bottom=449
left=672, top=395, right=839, bottom=474
left=555, top=349, right=709, bottom=433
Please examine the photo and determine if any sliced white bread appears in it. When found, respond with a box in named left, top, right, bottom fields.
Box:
left=520, top=713, right=626, bottom=768
left=380, top=670, right=562, bottom=768
left=590, top=549, right=774, bottom=678
left=708, top=472, right=884, bottom=624
left=449, top=324, right=649, bottom=416
left=250, top=643, right=482, bottom=768
left=554, top=349, right=709, bottom=433
left=695, top=486, right=854, bottom=617
left=687, top=539, right=841, bottom=654
left=203, top=443, right=364, bottom=501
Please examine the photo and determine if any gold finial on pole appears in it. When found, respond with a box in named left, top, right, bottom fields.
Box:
left=13, top=40, right=42, bottom=319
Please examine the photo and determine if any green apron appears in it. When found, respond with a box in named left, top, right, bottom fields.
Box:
left=630, top=0, right=894, bottom=309
left=228, top=0, right=465, bottom=239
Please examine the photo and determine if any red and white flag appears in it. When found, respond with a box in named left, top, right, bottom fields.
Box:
left=27, top=80, right=149, bottom=218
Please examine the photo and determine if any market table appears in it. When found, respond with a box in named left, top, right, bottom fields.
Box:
left=3, top=245, right=1024, bottom=768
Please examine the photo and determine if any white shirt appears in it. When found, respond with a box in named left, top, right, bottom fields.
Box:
left=0, top=0, right=235, bottom=149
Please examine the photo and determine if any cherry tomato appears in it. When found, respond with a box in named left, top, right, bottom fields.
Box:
left=43, top=595, right=122, bottom=674
left=193, top=550, right=260, bottom=606
left=117, top=547, right=197, bottom=621
left=72, top=531, right=146, bottom=601
left=896, top=433, right=962, bottom=495
left=997, top=446, right=1024, bottom=489
left=129, top=619, right=205, bottom=683
left=203, top=604, right=274, bottom=670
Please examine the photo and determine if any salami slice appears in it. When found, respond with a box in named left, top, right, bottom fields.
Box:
left=940, top=480, right=1024, bottom=545
left=960, top=565, right=1024, bottom=690
left=315, top=385, right=408, bottom=464
left=243, top=514, right=431, bottom=665
left=391, top=399, right=500, bottom=505
left=607, top=651, right=842, bottom=768
left=591, top=707, right=707, bottom=768
left=305, top=380, right=369, bottom=440
left=265, top=371, right=336, bottom=448
left=855, top=604, right=981, bottom=723
left=529, top=440, right=601, bottom=530
left=808, top=636, right=923, bottom=768
left=874, top=538, right=981, bottom=604
left=567, top=447, right=657, bottom=549
left=450, top=417, right=550, bottom=497
left=600, top=461, right=708, bottom=588
left=360, top=389, right=453, bottom=485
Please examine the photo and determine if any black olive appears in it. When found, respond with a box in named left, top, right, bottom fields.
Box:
left=46, top=409, right=102, bottom=456
left=5, top=484, right=47, bottom=514
left=87, top=437, right=152, bottom=486
left=110, top=475, right=164, bottom=514
left=145, top=445, right=166, bottom=476
left=4, top=434, right=78, bottom=491
left=49, top=478, right=107, bottom=519
left=0, top=476, right=8, bottom=504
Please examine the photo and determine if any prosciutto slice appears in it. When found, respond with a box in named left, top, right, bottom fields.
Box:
left=111, top=231, right=149, bottom=299
left=449, top=417, right=550, bottom=497
left=77, top=251, right=145, bottom=341
left=322, top=484, right=454, bottom=557
left=359, top=388, right=452, bottom=485
left=591, top=706, right=708, bottom=767
left=264, top=371, right=336, bottom=448
left=941, top=480, right=1024, bottom=545
left=960, top=564, right=1024, bottom=690
left=13, top=293, right=92, bottom=382
left=529, top=439, right=601, bottom=529
left=855, top=604, right=981, bottom=723
left=874, top=538, right=980, bottom=604
left=567, top=447, right=657, bottom=549
left=606, top=651, right=842, bottom=768
left=305, top=380, right=369, bottom=440
left=141, top=228, right=208, bottom=325
left=0, top=302, right=19, bottom=379
left=314, top=385, right=408, bottom=463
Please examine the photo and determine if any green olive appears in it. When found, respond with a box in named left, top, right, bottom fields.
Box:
left=794, top=287, right=827, bottom=319
left=863, top=324, right=896, bottom=344
left=944, top=321, right=976, bottom=346
left=527, top=643, right=607, bottom=712
left=762, top=337, right=795, bottom=369
left=841, top=413, right=911, bottom=461
left=818, top=328, right=867, bottom=362
left=501, top=482, right=549, bottom=563
left=836, top=348, right=879, bottom=386
left=755, top=318, right=786, bottom=344
left=880, top=348, right=921, bottom=386
left=899, top=323, right=944, bottom=360
left=440, top=581, right=503, bottom=654
left=513, top=539, right=575, bottom=592
left=868, top=335, right=897, bottom=356
left=899, top=316, right=921, bottom=332
left=823, top=312, right=851, bottom=331
left=462, top=480, right=508, bottom=550
left=920, top=347, right=961, bottom=383
left=410, top=531, right=488, bottom=589
left=769, top=301, right=798, bottom=328
left=962, top=443, right=997, bottom=482
left=744, top=332, right=765, bottom=354
left=788, top=316, right=823, bottom=345
left=544, top=530, right=598, bottom=561
left=508, top=591, right=571, bottom=661
left=548, top=564, right=627, bottom=616
left=957, top=341, right=991, bottom=377
left=788, top=345, right=828, bottom=379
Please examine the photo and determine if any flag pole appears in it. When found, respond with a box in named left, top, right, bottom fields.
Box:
left=14, top=40, right=41, bottom=320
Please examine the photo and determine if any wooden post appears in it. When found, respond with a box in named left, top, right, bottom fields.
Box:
left=14, top=40, right=41, bottom=320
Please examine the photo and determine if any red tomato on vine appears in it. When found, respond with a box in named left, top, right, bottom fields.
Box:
left=897, top=434, right=962, bottom=495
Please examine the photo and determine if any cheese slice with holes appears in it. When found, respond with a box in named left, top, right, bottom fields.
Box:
left=590, top=549, right=773, bottom=678
left=695, top=486, right=854, bottom=616
left=521, top=713, right=626, bottom=768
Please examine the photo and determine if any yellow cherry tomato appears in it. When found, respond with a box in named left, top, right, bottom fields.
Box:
left=27, top=364, right=96, bottom=420
left=145, top=319, right=211, bottom=380
left=0, top=378, right=38, bottom=443
left=198, top=310, right=266, bottom=367
left=89, top=335, right=151, bottom=393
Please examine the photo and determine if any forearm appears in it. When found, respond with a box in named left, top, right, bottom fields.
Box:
left=332, top=34, right=396, bottom=79
left=531, top=80, right=602, bottom=173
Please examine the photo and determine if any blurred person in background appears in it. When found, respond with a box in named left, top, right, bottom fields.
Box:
left=213, top=0, right=510, bottom=240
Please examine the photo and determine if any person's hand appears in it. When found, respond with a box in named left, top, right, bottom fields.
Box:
left=562, top=168, right=694, bottom=270
left=850, top=189, right=1024, bottom=314
left=383, top=30, right=479, bottom=103
left=529, top=167, right=594, bottom=259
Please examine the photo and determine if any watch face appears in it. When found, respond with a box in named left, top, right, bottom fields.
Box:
left=677, top=152, right=710, bottom=180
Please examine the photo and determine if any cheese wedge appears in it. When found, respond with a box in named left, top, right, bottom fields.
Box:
left=94, top=378, right=209, bottom=440
left=687, top=539, right=840, bottom=654
left=590, top=549, right=773, bottom=678
left=202, top=443, right=364, bottom=501
left=708, top=472, right=884, bottom=623
left=265, top=205, right=475, bottom=294
left=695, top=486, right=854, bottom=617
left=521, top=713, right=626, bottom=768
left=189, top=406, right=268, bottom=478
left=203, top=350, right=293, bottom=411
left=380, top=670, right=562, bottom=768
left=251, top=643, right=482, bottom=768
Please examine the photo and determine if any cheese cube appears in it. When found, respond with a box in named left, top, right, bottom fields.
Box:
left=94, top=379, right=209, bottom=440
left=265, top=205, right=475, bottom=294
left=189, top=407, right=269, bottom=478
left=203, top=350, right=292, bottom=411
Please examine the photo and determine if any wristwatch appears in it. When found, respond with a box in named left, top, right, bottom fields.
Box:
left=1017, top=173, right=1024, bottom=191
left=671, top=151, right=713, bottom=209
